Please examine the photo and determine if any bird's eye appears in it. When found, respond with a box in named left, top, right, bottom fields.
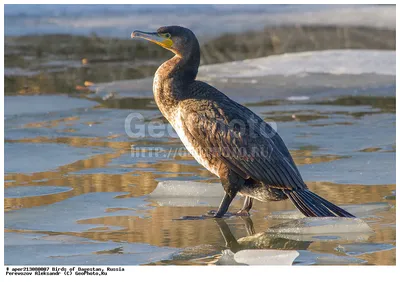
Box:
left=164, top=33, right=171, bottom=38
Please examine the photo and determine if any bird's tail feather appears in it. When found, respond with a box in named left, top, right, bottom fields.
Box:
left=284, top=189, right=355, bottom=218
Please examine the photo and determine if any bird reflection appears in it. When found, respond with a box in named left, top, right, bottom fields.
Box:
left=214, top=217, right=312, bottom=253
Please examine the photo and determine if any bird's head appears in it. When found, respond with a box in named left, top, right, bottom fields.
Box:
left=131, top=26, right=199, bottom=58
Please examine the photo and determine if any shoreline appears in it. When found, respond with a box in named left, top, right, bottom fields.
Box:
left=5, top=25, right=396, bottom=95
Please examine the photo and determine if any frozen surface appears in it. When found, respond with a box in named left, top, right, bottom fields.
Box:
left=4, top=95, right=97, bottom=117
left=5, top=5, right=394, bottom=37
left=266, top=218, right=373, bottom=235
left=4, top=143, right=108, bottom=174
left=269, top=202, right=392, bottom=220
left=5, top=232, right=177, bottom=265
left=4, top=186, right=72, bottom=198
left=199, top=50, right=395, bottom=79
left=335, top=243, right=395, bottom=256
left=5, top=192, right=149, bottom=232
left=300, top=153, right=395, bottom=185
left=90, top=51, right=395, bottom=106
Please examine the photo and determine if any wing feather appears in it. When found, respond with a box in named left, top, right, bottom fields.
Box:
left=180, top=100, right=306, bottom=190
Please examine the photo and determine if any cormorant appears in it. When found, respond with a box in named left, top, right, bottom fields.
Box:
left=131, top=26, right=355, bottom=218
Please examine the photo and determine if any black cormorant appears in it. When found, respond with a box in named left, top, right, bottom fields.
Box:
left=131, top=26, right=355, bottom=218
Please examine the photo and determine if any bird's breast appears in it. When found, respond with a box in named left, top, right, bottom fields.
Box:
left=172, top=107, right=220, bottom=178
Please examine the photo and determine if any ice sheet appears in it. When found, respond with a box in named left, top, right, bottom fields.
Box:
left=266, top=217, right=373, bottom=235
left=199, top=50, right=395, bottom=79
left=5, top=186, right=72, bottom=198
left=150, top=181, right=224, bottom=198
left=5, top=192, right=149, bottom=232
left=148, top=181, right=224, bottom=207
left=234, top=249, right=299, bottom=265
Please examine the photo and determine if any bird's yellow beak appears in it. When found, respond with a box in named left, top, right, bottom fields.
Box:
left=131, top=30, right=173, bottom=49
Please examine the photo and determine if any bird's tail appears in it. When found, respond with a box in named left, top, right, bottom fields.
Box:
left=284, top=189, right=355, bottom=218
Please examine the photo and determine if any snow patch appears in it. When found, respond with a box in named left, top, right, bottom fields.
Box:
left=198, top=50, right=395, bottom=79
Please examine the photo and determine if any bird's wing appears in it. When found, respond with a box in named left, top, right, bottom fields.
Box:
left=180, top=101, right=306, bottom=190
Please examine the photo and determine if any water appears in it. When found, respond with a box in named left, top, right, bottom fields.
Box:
left=4, top=4, right=394, bottom=38
left=4, top=54, right=395, bottom=264
left=4, top=5, right=396, bottom=266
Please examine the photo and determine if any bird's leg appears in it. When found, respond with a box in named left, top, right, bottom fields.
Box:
left=211, top=191, right=238, bottom=218
left=207, top=168, right=244, bottom=218
left=235, top=196, right=253, bottom=216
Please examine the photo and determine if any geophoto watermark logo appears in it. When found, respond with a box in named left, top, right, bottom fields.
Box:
left=125, top=112, right=278, bottom=160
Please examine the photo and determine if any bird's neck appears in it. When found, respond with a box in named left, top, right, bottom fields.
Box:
left=153, top=53, right=199, bottom=119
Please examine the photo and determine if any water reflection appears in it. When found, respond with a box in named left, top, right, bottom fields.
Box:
left=214, top=218, right=312, bottom=252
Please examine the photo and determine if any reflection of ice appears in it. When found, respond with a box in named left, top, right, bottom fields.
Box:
left=295, top=250, right=366, bottom=265
left=269, top=202, right=391, bottom=219
left=265, top=232, right=371, bottom=243
left=266, top=217, right=373, bottom=235
left=335, top=243, right=395, bottom=256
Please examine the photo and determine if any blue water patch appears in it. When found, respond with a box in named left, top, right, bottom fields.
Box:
left=5, top=186, right=72, bottom=198
left=5, top=232, right=178, bottom=265
left=4, top=4, right=353, bottom=37
left=4, top=142, right=109, bottom=174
